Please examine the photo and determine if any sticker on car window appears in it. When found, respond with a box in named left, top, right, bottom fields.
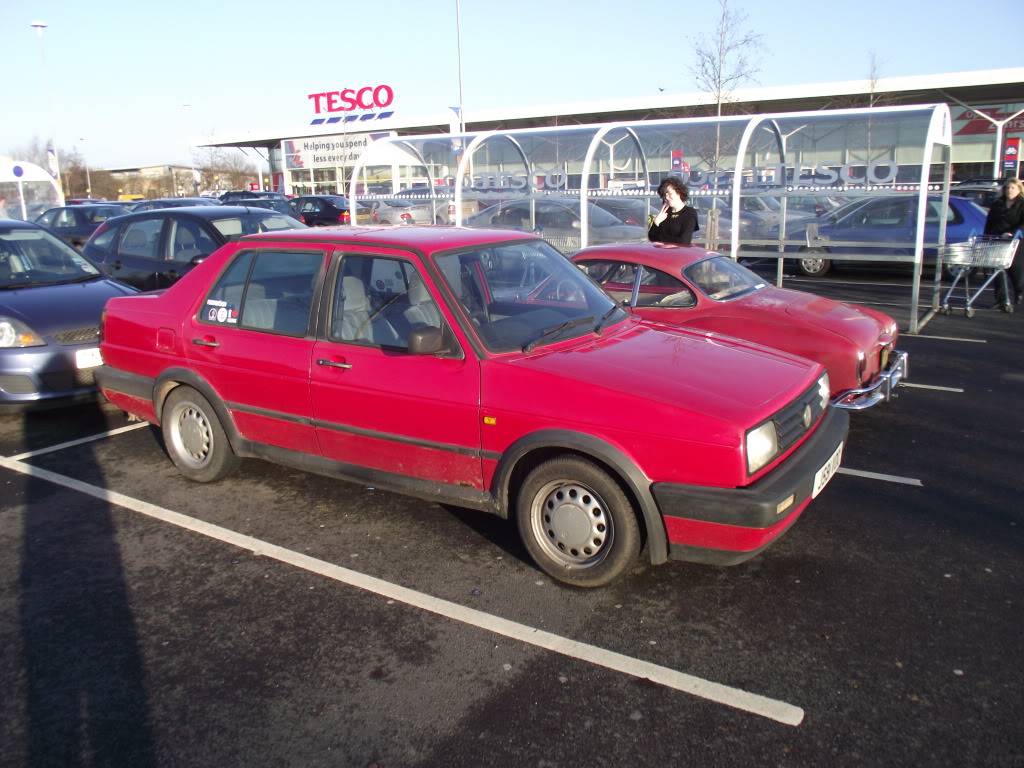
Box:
left=205, top=299, right=238, bottom=324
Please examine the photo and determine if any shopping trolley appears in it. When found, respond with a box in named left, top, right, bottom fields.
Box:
left=939, top=235, right=1020, bottom=317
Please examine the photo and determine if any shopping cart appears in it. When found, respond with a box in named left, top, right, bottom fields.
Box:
left=939, top=235, right=1020, bottom=317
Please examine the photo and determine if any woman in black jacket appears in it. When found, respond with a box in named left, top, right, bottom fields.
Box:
left=984, top=177, right=1024, bottom=306
left=648, top=177, right=698, bottom=245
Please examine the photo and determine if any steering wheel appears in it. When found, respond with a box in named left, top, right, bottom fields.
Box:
left=555, top=278, right=583, bottom=302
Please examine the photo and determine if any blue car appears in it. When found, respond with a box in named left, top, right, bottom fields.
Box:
left=787, top=195, right=988, bottom=277
left=0, top=220, right=137, bottom=410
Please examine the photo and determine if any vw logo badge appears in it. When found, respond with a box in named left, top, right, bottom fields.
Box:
left=802, top=404, right=813, bottom=429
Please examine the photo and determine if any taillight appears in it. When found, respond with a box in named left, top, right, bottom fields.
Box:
left=299, top=214, right=307, bottom=225
left=400, top=212, right=413, bottom=224
left=98, top=308, right=106, bottom=344
left=339, top=210, right=350, bottom=225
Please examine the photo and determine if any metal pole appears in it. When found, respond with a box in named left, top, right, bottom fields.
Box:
left=30, top=20, right=63, bottom=201
left=80, top=138, right=91, bottom=196
left=455, top=0, right=465, bottom=134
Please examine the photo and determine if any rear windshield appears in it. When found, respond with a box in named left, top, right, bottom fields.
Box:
left=211, top=213, right=304, bottom=240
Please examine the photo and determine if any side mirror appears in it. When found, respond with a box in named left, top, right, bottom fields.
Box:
left=409, top=326, right=451, bottom=356
left=190, top=254, right=207, bottom=266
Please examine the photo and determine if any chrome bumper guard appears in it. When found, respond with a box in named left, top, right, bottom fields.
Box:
left=831, top=350, right=909, bottom=411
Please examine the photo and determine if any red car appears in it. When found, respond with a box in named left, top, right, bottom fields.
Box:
left=96, top=227, right=848, bottom=587
left=572, top=242, right=908, bottom=410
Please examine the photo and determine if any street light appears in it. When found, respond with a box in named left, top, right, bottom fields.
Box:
left=182, top=103, right=199, bottom=195
left=79, top=137, right=92, bottom=196
left=29, top=20, right=63, bottom=199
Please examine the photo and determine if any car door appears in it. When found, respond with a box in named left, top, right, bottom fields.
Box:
left=184, top=247, right=325, bottom=454
left=159, top=215, right=223, bottom=287
left=309, top=249, right=483, bottom=489
left=48, top=208, right=81, bottom=245
left=109, top=216, right=168, bottom=290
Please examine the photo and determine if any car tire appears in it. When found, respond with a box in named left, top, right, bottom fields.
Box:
left=516, top=456, right=640, bottom=588
left=162, top=386, right=239, bottom=482
left=797, top=249, right=831, bottom=277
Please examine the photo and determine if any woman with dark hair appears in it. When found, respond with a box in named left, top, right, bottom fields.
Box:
left=648, top=177, right=698, bottom=245
left=984, top=177, right=1024, bottom=306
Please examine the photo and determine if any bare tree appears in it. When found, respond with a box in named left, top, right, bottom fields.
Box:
left=195, top=148, right=257, bottom=193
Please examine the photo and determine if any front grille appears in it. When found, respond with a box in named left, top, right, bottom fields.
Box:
left=0, top=374, right=37, bottom=395
left=54, top=327, right=100, bottom=345
left=772, top=381, right=824, bottom=452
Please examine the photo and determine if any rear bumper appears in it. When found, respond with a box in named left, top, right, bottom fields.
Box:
left=652, top=406, right=849, bottom=565
left=832, top=350, right=908, bottom=411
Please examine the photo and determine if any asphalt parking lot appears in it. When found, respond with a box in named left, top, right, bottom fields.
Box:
left=0, top=267, right=1021, bottom=768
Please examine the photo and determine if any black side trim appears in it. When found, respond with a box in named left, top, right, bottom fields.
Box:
left=94, top=365, right=154, bottom=402
left=669, top=538, right=782, bottom=566
left=491, top=430, right=668, bottom=565
left=226, top=401, right=313, bottom=427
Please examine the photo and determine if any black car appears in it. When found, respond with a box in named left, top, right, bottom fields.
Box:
left=0, top=219, right=138, bottom=410
left=228, top=197, right=295, bottom=216
left=34, top=204, right=128, bottom=249
left=81, top=206, right=305, bottom=291
left=219, top=190, right=288, bottom=203
left=291, top=195, right=354, bottom=226
left=129, top=197, right=221, bottom=212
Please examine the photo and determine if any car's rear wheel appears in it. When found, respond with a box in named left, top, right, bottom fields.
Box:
left=516, top=456, right=640, bottom=588
left=162, top=386, right=238, bottom=482
left=797, top=248, right=831, bottom=277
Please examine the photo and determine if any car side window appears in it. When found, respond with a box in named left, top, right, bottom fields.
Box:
left=118, top=218, right=164, bottom=259
left=55, top=209, right=77, bottom=227
left=579, top=259, right=637, bottom=303
left=860, top=200, right=909, bottom=227
left=88, top=224, right=119, bottom=259
left=169, top=218, right=219, bottom=263
left=37, top=210, right=56, bottom=227
left=201, top=250, right=322, bottom=334
left=330, top=254, right=441, bottom=349
left=636, top=266, right=696, bottom=308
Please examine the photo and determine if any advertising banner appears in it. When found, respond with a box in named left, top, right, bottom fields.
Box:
left=283, top=132, right=378, bottom=170
left=953, top=104, right=1024, bottom=136
left=1003, top=137, right=1020, bottom=173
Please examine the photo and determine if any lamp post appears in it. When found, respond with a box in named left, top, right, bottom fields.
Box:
left=182, top=103, right=199, bottom=195
left=79, top=137, right=92, bottom=196
left=455, top=0, right=465, bottom=135
left=30, top=20, right=63, bottom=200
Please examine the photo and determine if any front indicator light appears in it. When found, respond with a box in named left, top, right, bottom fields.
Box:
left=0, top=318, right=45, bottom=348
left=746, top=420, right=779, bottom=475
left=817, top=372, right=830, bottom=410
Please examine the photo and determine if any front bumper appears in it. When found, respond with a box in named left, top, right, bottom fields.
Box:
left=0, top=346, right=102, bottom=412
left=832, top=350, right=908, bottom=411
left=652, top=406, right=849, bottom=565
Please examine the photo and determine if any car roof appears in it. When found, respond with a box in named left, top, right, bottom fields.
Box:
left=571, top=241, right=712, bottom=272
left=240, top=225, right=541, bottom=254
left=103, top=205, right=289, bottom=221
left=0, top=219, right=43, bottom=231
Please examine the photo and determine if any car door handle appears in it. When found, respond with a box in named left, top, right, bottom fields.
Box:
left=192, top=338, right=220, bottom=348
left=317, top=358, right=352, bottom=369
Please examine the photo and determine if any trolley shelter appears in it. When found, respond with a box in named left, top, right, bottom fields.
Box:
left=348, top=104, right=956, bottom=333
left=0, top=158, right=63, bottom=222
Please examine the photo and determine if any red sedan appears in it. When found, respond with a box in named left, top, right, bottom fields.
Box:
left=572, top=242, right=908, bottom=410
left=96, top=227, right=848, bottom=587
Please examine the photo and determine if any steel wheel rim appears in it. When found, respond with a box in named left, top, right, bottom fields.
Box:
left=169, top=401, right=213, bottom=470
left=800, top=256, right=825, bottom=273
left=530, top=479, right=613, bottom=569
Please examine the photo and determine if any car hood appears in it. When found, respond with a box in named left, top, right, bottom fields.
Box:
left=0, top=278, right=136, bottom=337
left=499, top=320, right=818, bottom=428
left=737, top=285, right=888, bottom=348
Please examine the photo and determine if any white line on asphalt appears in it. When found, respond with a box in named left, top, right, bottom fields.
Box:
left=0, top=455, right=805, bottom=727
left=837, top=468, right=923, bottom=487
left=903, top=334, right=987, bottom=343
left=900, top=382, right=964, bottom=393
left=5, top=422, right=151, bottom=462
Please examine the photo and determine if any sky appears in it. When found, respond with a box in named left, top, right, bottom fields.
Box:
left=2, top=0, right=1022, bottom=169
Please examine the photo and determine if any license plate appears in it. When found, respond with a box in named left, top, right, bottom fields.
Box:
left=75, top=347, right=103, bottom=369
left=812, top=441, right=844, bottom=498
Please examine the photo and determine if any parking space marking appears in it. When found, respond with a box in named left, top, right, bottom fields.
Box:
left=5, top=422, right=150, bottom=462
left=904, top=334, right=987, bottom=343
left=900, top=382, right=964, bottom=393
left=837, top=468, right=923, bottom=486
left=0, top=454, right=805, bottom=727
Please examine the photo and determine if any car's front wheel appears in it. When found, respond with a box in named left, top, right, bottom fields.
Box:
left=797, top=248, right=831, bottom=277
left=162, top=386, right=239, bottom=482
left=516, top=456, right=640, bottom=588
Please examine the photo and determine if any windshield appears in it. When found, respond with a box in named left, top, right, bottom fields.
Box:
left=434, top=239, right=625, bottom=353
left=212, top=213, right=305, bottom=240
left=683, top=255, right=765, bottom=301
left=0, top=227, right=101, bottom=288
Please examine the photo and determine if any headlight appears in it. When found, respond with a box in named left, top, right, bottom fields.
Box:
left=0, top=318, right=45, bottom=348
left=817, top=372, right=830, bottom=410
left=746, top=420, right=779, bottom=475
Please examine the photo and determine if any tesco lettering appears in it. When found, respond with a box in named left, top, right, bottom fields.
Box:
left=308, top=85, right=394, bottom=114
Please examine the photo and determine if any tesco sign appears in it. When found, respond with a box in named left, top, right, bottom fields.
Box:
left=308, top=85, right=394, bottom=114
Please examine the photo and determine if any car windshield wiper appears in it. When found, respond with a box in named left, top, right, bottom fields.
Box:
left=594, top=304, right=622, bottom=335
left=522, top=315, right=595, bottom=353
left=64, top=273, right=104, bottom=283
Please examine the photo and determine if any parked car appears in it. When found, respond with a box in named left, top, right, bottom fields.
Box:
left=291, top=195, right=355, bottom=226
left=129, top=197, right=222, bottom=212
left=786, top=194, right=988, bottom=277
left=572, top=242, right=907, bottom=409
left=0, top=220, right=137, bottom=410
left=219, top=190, right=288, bottom=203
left=466, top=199, right=646, bottom=251
left=949, top=182, right=1002, bottom=210
left=65, top=197, right=108, bottom=205
left=34, top=204, right=128, bottom=249
left=225, top=197, right=294, bottom=216
left=95, top=226, right=847, bottom=587
left=81, top=206, right=305, bottom=291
